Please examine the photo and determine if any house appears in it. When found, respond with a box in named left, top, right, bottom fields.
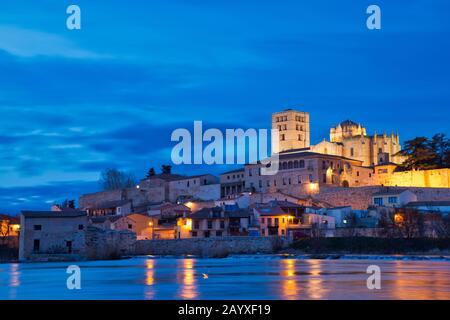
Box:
left=371, top=189, right=417, bottom=208
left=179, top=206, right=253, bottom=238
left=19, top=211, right=87, bottom=261
left=89, top=213, right=153, bottom=240
left=84, top=200, right=132, bottom=216
left=220, top=168, right=246, bottom=197
left=168, top=174, right=221, bottom=203
left=325, top=206, right=353, bottom=228
left=254, top=201, right=335, bottom=238
left=404, top=201, right=450, bottom=215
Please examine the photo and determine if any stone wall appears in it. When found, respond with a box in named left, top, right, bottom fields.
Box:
left=86, top=226, right=136, bottom=260
left=314, top=186, right=450, bottom=210
left=135, top=236, right=287, bottom=256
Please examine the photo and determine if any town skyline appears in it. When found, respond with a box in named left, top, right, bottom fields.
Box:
left=1, top=0, right=450, bottom=212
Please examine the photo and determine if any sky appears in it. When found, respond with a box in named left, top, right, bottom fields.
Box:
left=0, top=0, right=449, bottom=213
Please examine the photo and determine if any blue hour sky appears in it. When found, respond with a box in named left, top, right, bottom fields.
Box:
left=0, top=0, right=449, bottom=213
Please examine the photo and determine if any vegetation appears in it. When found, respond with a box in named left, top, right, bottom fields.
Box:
left=291, top=237, right=450, bottom=254
left=146, top=167, right=156, bottom=178
left=100, top=168, right=137, bottom=191
left=161, top=164, right=172, bottom=174
left=57, top=199, right=75, bottom=209
left=396, top=133, right=450, bottom=170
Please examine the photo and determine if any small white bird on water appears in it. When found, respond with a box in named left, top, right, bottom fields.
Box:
left=202, top=273, right=209, bottom=279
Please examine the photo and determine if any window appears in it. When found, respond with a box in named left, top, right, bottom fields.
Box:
left=350, top=148, right=354, bottom=157
left=288, top=178, right=291, bottom=185
left=298, top=134, right=302, bottom=141
left=216, top=231, right=223, bottom=237
left=294, top=160, right=299, bottom=168
left=33, top=239, right=40, bottom=252
left=299, top=160, right=305, bottom=168
left=261, top=229, right=266, bottom=236
left=281, top=229, right=285, bottom=235
left=388, top=197, right=398, bottom=204
left=34, top=225, right=42, bottom=231
left=220, top=221, right=225, bottom=229
left=207, top=221, right=213, bottom=229
left=298, top=176, right=302, bottom=184
left=280, top=134, right=285, bottom=141
left=128, top=224, right=133, bottom=229
left=323, top=173, right=327, bottom=183
left=378, top=148, right=382, bottom=154
left=187, top=181, right=190, bottom=187
left=374, top=197, right=383, bottom=205
left=66, top=241, right=72, bottom=253
left=357, top=171, right=360, bottom=177
left=274, top=218, right=279, bottom=225
left=267, top=218, right=272, bottom=226
left=194, top=221, right=200, bottom=229
left=261, top=218, right=265, bottom=224
left=259, top=180, right=262, bottom=188
left=192, top=231, right=198, bottom=237
left=248, top=169, right=252, bottom=176
left=78, top=224, right=84, bottom=230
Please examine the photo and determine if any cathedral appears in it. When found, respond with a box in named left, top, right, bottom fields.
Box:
left=272, top=109, right=404, bottom=167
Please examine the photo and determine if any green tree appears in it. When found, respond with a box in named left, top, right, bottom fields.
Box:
left=100, top=168, right=137, bottom=191
left=429, top=133, right=450, bottom=168
left=161, top=165, right=172, bottom=174
left=396, top=137, right=436, bottom=170
left=146, top=167, right=156, bottom=178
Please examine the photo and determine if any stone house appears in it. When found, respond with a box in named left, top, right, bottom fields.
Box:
left=19, top=211, right=87, bottom=261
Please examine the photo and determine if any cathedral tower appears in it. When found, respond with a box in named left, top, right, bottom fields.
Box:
left=272, top=109, right=310, bottom=152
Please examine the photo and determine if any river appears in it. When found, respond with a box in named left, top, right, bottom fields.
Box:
left=1, top=255, right=449, bottom=300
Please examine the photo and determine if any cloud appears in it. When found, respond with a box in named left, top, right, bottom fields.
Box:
left=0, top=26, right=106, bottom=59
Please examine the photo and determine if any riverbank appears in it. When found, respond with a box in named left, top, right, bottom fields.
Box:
left=287, top=237, right=450, bottom=255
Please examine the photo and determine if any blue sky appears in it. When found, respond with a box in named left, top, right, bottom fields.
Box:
left=0, top=0, right=449, bottom=213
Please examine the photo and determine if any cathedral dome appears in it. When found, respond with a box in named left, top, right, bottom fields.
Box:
left=340, top=120, right=358, bottom=128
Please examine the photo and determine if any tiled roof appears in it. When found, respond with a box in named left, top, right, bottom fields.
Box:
left=87, top=200, right=131, bottom=210
left=21, top=211, right=87, bottom=218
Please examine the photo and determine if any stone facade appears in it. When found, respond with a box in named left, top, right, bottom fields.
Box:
left=311, top=120, right=403, bottom=166
left=19, top=211, right=87, bottom=261
left=85, top=226, right=136, bottom=260
left=135, top=236, right=288, bottom=256
left=272, top=109, right=310, bottom=152
left=314, top=186, right=450, bottom=210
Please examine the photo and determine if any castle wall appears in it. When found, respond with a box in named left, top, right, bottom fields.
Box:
left=375, top=168, right=450, bottom=188
left=314, top=186, right=450, bottom=210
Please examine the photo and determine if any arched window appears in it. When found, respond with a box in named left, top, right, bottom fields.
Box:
left=282, top=162, right=288, bottom=170
left=299, top=160, right=305, bottom=168
left=288, top=161, right=293, bottom=169
left=294, top=160, right=299, bottom=168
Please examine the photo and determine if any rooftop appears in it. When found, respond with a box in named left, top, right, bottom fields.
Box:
left=21, top=210, right=87, bottom=218
left=405, top=201, right=450, bottom=207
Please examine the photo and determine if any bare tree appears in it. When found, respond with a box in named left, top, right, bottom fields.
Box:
left=100, top=169, right=137, bottom=191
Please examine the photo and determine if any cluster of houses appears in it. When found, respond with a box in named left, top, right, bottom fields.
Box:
left=2, top=109, right=450, bottom=260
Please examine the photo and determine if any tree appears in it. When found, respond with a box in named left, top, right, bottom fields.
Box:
left=396, top=137, right=436, bottom=170
left=397, top=134, right=450, bottom=170
left=146, top=167, right=156, bottom=179
left=59, top=199, right=75, bottom=209
left=100, top=169, right=137, bottom=191
left=429, top=133, right=450, bottom=168
left=161, top=165, right=172, bottom=174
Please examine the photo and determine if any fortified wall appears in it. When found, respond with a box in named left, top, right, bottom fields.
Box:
left=135, top=236, right=288, bottom=256
left=314, top=186, right=450, bottom=210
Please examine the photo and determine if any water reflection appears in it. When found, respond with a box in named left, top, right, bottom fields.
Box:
left=8, top=263, right=20, bottom=300
left=280, top=259, right=298, bottom=299
left=178, top=259, right=198, bottom=299
left=305, top=259, right=328, bottom=299
left=144, top=259, right=155, bottom=299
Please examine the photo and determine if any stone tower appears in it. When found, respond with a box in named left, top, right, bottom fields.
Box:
left=272, top=109, right=310, bottom=153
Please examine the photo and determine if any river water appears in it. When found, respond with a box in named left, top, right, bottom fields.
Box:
left=1, top=255, right=449, bottom=300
